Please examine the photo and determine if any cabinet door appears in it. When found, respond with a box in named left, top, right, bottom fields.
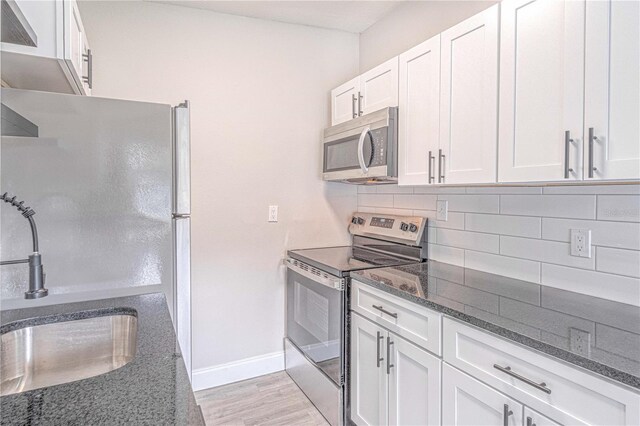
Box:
left=584, top=0, right=640, bottom=180
left=397, top=35, right=441, bottom=186
left=443, top=364, right=523, bottom=426
left=350, top=313, right=387, bottom=426
left=498, top=0, right=585, bottom=182
left=359, top=57, right=399, bottom=116
left=388, top=334, right=441, bottom=426
left=523, top=407, right=562, bottom=426
left=440, top=5, right=499, bottom=184
left=331, top=77, right=359, bottom=125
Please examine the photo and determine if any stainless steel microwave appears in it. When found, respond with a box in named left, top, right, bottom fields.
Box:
left=322, top=107, right=398, bottom=184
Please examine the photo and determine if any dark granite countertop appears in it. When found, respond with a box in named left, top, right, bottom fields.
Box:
left=352, top=261, right=640, bottom=390
left=0, top=293, right=205, bottom=425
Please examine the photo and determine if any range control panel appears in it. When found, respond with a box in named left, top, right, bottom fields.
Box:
left=349, top=213, right=427, bottom=246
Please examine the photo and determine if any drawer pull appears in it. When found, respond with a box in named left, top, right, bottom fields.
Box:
left=372, top=305, right=398, bottom=318
left=493, top=364, right=552, bottom=394
left=503, top=404, right=513, bottom=426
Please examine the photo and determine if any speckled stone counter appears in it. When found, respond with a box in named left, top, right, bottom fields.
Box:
left=0, top=293, right=204, bottom=425
left=352, top=261, right=640, bottom=390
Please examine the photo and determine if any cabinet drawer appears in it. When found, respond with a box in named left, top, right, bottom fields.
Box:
left=443, top=318, right=640, bottom=425
left=351, top=279, right=441, bottom=356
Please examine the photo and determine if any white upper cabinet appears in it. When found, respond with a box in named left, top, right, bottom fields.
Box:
left=1, top=0, right=92, bottom=95
left=331, top=77, right=359, bottom=126
left=498, top=0, right=585, bottom=182
left=440, top=4, right=499, bottom=184
left=397, top=35, right=441, bottom=186
left=584, top=0, right=640, bottom=180
left=330, top=58, right=399, bottom=125
left=359, top=57, right=399, bottom=116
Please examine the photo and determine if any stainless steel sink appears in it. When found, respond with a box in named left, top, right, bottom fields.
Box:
left=1, top=312, right=137, bottom=396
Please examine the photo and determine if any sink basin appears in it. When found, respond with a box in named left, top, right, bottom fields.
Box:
left=1, top=311, right=137, bottom=396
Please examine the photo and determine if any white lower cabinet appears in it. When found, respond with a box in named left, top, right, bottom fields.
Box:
left=523, top=407, right=561, bottom=426
left=350, top=312, right=441, bottom=426
left=443, top=363, right=523, bottom=426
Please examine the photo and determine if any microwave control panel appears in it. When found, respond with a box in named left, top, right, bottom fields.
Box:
left=369, top=128, right=387, bottom=167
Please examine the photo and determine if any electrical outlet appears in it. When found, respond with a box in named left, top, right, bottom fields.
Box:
left=570, top=229, right=591, bottom=258
left=569, top=328, right=591, bottom=357
left=268, top=205, right=278, bottom=222
left=436, top=200, right=448, bottom=221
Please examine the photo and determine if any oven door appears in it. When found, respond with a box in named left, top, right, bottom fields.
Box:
left=285, top=259, right=344, bottom=386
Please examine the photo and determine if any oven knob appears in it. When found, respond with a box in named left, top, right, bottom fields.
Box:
left=409, top=224, right=418, bottom=233
left=351, top=216, right=358, bottom=225
left=357, top=217, right=365, bottom=225
left=400, top=222, right=409, bottom=232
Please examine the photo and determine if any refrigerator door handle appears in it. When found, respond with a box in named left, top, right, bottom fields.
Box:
left=172, top=101, right=191, bottom=215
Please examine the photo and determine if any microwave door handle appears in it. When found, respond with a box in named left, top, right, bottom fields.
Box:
left=357, top=127, right=371, bottom=173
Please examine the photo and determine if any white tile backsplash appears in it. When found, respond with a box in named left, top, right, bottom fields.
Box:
left=357, top=184, right=640, bottom=304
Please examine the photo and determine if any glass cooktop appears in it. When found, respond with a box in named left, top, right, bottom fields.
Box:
left=287, top=245, right=419, bottom=277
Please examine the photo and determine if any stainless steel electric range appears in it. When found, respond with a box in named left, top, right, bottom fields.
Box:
left=284, top=213, right=428, bottom=426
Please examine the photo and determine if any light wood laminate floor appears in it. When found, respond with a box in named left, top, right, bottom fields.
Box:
left=195, top=371, right=329, bottom=426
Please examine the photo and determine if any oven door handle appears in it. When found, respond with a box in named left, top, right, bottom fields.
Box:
left=284, top=258, right=345, bottom=291
left=357, top=126, right=372, bottom=174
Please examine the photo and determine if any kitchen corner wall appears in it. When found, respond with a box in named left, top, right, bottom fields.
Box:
left=79, top=1, right=358, bottom=386
left=357, top=184, right=640, bottom=306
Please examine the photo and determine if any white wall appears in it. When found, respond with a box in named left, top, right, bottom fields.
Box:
left=358, top=184, right=640, bottom=306
left=79, top=1, right=359, bottom=383
left=359, top=0, right=497, bottom=71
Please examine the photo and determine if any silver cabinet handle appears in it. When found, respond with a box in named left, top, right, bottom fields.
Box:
left=376, top=331, right=384, bottom=368
left=352, top=94, right=358, bottom=118
left=503, top=404, right=513, bottom=426
left=494, top=364, right=552, bottom=394
left=588, top=127, right=598, bottom=178
left=357, top=127, right=372, bottom=173
left=372, top=304, right=398, bottom=318
left=386, top=336, right=394, bottom=375
left=526, top=416, right=536, bottom=426
left=82, top=49, right=93, bottom=89
left=358, top=92, right=363, bottom=116
left=564, top=130, right=574, bottom=179
left=438, top=149, right=445, bottom=183
left=428, top=151, right=435, bottom=183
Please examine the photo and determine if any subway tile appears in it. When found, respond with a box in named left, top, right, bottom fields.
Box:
left=357, top=185, right=378, bottom=194
left=357, top=193, right=393, bottom=207
left=499, top=297, right=595, bottom=338
left=372, top=207, right=414, bottom=216
left=419, top=210, right=465, bottom=230
left=500, top=236, right=595, bottom=270
left=393, top=194, right=437, bottom=210
left=465, top=186, right=543, bottom=194
left=436, top=229, right=500, bottom=254
left=357, top=207, right=376, bottom=214
left=436, top=279, right=499, bottom=314
left=427, top=227, right=437, bottom=244
left=596, top=247, right=640, bottom=278
left=414, top=186, right=467, bottom=194
left=428, top=244, right=464, bottom=267
left=464, top=268, right=541, bottom=305
left=464, top=306, right=542, bottom=340
left=541, top=286, right=640, bottom=334
left=376, top=185, right=414, bottom=194
left=436, top=195, right=499, bottom=214
left=465, top=213, right=541, bottom=238
left=500, top=195, right=596, bottom=219
left=595, top=324, right=640, bottom=360
left=543, top=184, right=640, bottom=195
left=590, top=347, right=640, bottom=377
left=539, top=331, right=570, bottom=351
left=465, top=250, right=541, bottom=283
left=541, top=264, right=640, bottom=307
left=542, top=218, right=640, bottom=250
left=597, top=195, right=640, bottom=222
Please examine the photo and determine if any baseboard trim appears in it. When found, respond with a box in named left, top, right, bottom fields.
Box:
left=192, top=350, right=284, bottom=391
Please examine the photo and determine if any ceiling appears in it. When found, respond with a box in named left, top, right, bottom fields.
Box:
left=150, top=1, right=404, bottom=33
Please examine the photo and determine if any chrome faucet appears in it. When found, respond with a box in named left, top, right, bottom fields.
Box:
left=0, top=192, right=48, bottom=299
